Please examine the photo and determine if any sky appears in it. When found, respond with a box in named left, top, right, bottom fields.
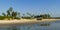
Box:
left=0, top=0, right=60, bottom=17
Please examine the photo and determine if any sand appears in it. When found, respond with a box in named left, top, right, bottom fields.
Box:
left=0, top=19, right=59, bottom=24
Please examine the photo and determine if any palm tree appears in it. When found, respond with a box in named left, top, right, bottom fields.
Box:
left=7, top=7, right=13, bottom=17
left=6, top=7, right=13, bottom=20
left=26, top=12, right=34, bottom=18
left=12, top=11, right=17, bottom=19
left=17, top=12, right=20, bottom=18
left=2, top=13, right=6, bottom=16
left=2, top=7, right=21, bottom=20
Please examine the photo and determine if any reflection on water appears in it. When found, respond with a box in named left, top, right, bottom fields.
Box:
left=12, top=27, right=17, bottom=30
left=40, top=23, right=50, bottom=26
left=0, top=20, right=60, bottom=30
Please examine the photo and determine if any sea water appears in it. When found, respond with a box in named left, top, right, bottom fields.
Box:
left=0, top=20, right=60, bottom=30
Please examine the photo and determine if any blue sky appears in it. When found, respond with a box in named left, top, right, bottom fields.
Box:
left=0, top=0, right=60, bottom=17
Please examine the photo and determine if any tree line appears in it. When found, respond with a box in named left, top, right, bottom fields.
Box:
left=0, top=7, right=20, bottom=20
left=0, top=7, right=51, bottom=20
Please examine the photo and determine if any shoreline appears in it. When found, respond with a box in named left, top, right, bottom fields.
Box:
left=0, top=19, right=59, bottom=24
left=0, top=19, right=59, bottom=27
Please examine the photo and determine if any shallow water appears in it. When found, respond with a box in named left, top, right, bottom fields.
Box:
left=0, top=20, right=60, bottom=30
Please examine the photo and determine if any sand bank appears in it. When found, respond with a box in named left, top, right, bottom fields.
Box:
left=0, top=19, right=59, bottom=24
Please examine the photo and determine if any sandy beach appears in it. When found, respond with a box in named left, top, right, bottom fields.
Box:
left=0, top=19, right=59, bottom=28
left=0, top=19, right=60, bottom=24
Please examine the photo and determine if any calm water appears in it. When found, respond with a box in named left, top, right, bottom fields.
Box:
left=0, top=20, right=60, bottom=30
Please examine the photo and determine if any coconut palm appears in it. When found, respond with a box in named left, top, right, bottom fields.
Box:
left=7, top=7, right=13, bottom=17
left=2, top=13, right=6, bottom=16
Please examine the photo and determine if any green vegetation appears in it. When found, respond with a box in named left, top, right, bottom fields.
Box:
left=40, top=14, right=51, bottom=19
left=0, top=7, right=20, bottom=20
left=22, top=16, right=32, bottom=19
left=22, top=12, right=35, bottom=19
left=0, top=7, right=52, bottom=20
left=34, top=14, right=51, bottom=19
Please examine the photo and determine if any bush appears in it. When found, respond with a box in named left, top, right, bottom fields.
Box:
left=0, top=16, right=5, bottom=20
left=22, top=17, right=31, bottom=19
left=14, top=17, right=20, bottom=20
